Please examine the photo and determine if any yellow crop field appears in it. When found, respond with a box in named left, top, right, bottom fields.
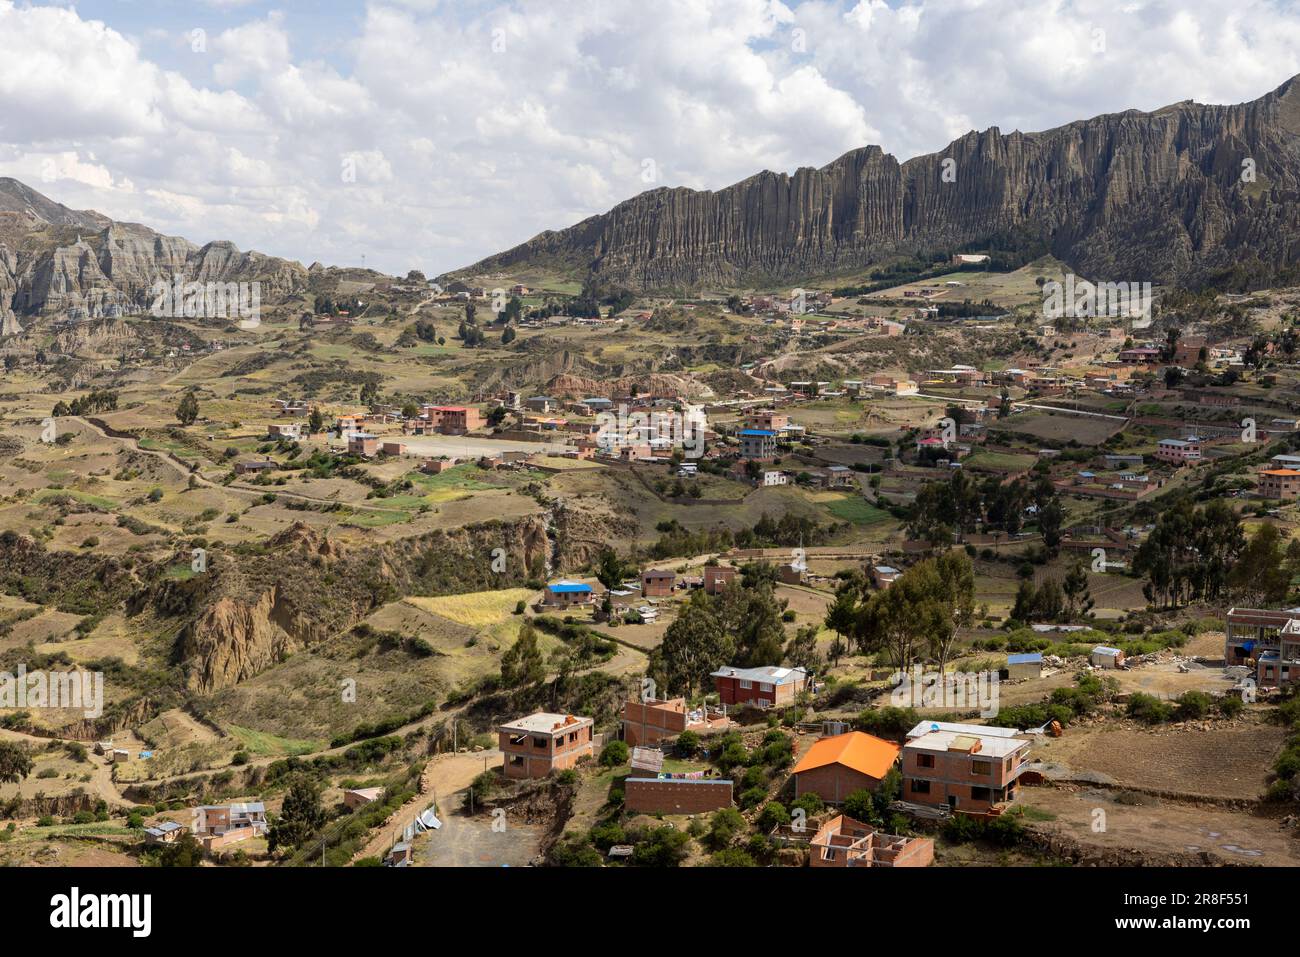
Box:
left=403, top=588, right=536, bottom=628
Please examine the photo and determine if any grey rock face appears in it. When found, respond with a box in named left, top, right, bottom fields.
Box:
left=457, top=75, right=1300, bottom=291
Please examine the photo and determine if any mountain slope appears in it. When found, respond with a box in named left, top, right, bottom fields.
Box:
left=0, top=178, right=307, bottom=328
left=451, top=74, right=1300, bottom=292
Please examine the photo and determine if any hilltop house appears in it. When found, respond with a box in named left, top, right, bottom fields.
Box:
left=792, top=732, right=901, bottom=804
left=901, top=727, right=1031, bottom=815
left=711, top=665, right=808, bottom=708
left=498, top=712, right=594, bottom=779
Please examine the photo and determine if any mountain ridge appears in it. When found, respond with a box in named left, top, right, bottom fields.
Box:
left=447, top=73, right=1300, bottom=293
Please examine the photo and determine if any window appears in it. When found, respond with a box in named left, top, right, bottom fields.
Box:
left=972, top=760, right=991, bottom=776
left=910, top=779, right=930, bottom=794
left=738, top=680, right=752, bottom=689
left=532, top=736, right=548, bottom=749
left=760, top=683, right=773, bottom=693
left=916, top=753, right=934, bottom=769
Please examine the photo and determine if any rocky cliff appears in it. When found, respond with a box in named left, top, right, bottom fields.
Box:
left=454, top=74, right=1300, bottom=292
left=0, top=178, right=308, bottom=327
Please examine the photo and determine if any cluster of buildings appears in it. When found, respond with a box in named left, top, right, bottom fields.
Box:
left=144, top=801, right=268, bottom=852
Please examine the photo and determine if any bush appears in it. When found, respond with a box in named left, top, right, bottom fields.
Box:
left=1217, top=695, right=1245, bottom=718
left=738, top=786, right=767, bottom=810
left=1127, top=693, right=1176, bottom=724
left=710, top=847, right=756, bottom=867
left=755, top=801, right=790, bottom=833
left=706, top=808, right=746, bottom=849
left=630, top=826, right=689, bottom=867
left=599, top=740, right=629, bottom=768
left=854, top=706, right=919, bottom=737
left=675, top=730, right=700, bottom=757
left=1174, top=690, right=1214, bottom=721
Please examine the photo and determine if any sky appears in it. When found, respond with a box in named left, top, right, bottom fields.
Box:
left=1, top=0, right=1298, bottom=277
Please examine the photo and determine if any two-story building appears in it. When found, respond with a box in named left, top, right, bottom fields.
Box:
left=498, top=712, right=594, bottom=779
left=738, top=429, right=778, bottom=460
left=621, top=697, right=730, bottom=748
left=1225, top=606, right=1300, bottom=689
left=901, top=726, right=1031, bottom=815
left=1154, top=437, right=1201, bottom=465
left=711, top=665, right=808, bottom=708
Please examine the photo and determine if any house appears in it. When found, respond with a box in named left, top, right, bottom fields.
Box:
left=1004, top=652, right=1043, bottom=680
left=1271, top=454, right=1300, bottom=470
left=622, top=697, right=730, bottom=748
left=348, top=433, right=379, bottom=457
left=498, top=712, right=594, bottom=779
left=420, top=457, right=455, bottom=474
left=791, top=731, right=901, bottom=804
left=808, top=814, right=934, bottom=868
left=1154, top=437, right=1201, bottom=465
left=1090, top=646, right=1126, bottom=668
left=343, top=787, right=384, bottom=810
left=143, top=821, right=186, bottom=845
left=901, top=728, right=1031, bottom=814
left=234, top=459, right=276, bottom=476
left=703, top=565, right=737, bottom=594
left=745, top=411, right=790, bottom=432
left=872, top=565, right=902, bottom=589
left=1225, top=606, right=1300, bottom=688
left=386, top=841, right=413, bottom=867
left=426, top=405, right=484, bottom=435
left=525, top=396, right=556, bottom=413
left=381, top=441, right=407, bottom=456
left=192, top=802, right=268, bottom=849
left=267, top=423, right=301, bottom=440
left=641, top=569, right=676, bottom=598
left=711, top=665, right=808, bottom=708
left=1259, top=468, right=1300, bottom=501
left=777, top=561, right=806, bottom=586
left=544, top=581, right=594, bottom=608
left=738, top=429, right=778, bottom=459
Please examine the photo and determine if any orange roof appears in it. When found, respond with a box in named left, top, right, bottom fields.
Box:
left=1262, top=469, right=1300, bottom=476
left=792, top=732, right=900, bottom=781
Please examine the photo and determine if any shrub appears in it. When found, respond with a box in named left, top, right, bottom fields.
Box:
left=706, top=808, right=746, bottom=849
left=755, top=802, right=790, bottom=833
left=599, top=740, right=629, bottom=768
left=1174, top=690, right=1214, bottom=721
left=710, top=847, right=756, bottom=867
left=1127, top=693, right=1175, bottom=724
left=738, top=786, right=767, bottom=810
left=675, top=730, right=700, bottom=757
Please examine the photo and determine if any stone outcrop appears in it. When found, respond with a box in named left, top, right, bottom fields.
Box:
left=0, top=177, right=308, bottom=321
left=455, top=74, right=1300, bottom=292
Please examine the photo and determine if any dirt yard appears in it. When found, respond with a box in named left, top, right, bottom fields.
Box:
left=1020, top=785, right=1300, bottom=866
left=1029, top=716, right=1286, bottom=800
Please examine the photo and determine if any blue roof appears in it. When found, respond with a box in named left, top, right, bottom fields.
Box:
left=547, top=582, right=592, bottom=594
left=1006, top=652, right=1043, bottom=665
left=1092, top=646, right=1122, bottom=656
left=739, top=429, right=776, bottom=437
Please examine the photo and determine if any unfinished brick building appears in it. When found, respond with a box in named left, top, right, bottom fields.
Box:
left=498, top=712, right=594, bottom=779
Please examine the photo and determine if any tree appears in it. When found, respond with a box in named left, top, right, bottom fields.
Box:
left=650, top=590, right=732, bottom=696
left=595, top=549, right=631, bottom=592
left=785, top=624, right=823, bottom=672
left=1229, top=523, right=1291, bottom=605
left=0, top=742, right=33, bottom=784
left=307, top=407, right=325, bottom=434
left=268, top=775, right=325, bottom=852
left=500, top=620, right=545, bottom=687
left=1061, top=561, right=1095, bottom=621
left=501, top=325, right=516, bottom=345
left=156, top=832, right=204, bottom=867
left=176, top=391, right=199, bottom=426
left=824, top=588, right=857, bottom=652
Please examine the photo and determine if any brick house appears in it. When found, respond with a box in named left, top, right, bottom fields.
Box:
left=711, top=665, right=808, bottom=708
left=641, top=569, right=676, bottom=597
left=498, top=712, right=594, bottom=779
left=703, top=565, right=737, bottom=594
left=792, top=732, right=901, bottom=804
left=901, top=728, right=1031, bottom=814
left=348, top=433, right=379, bottom=457
left=738, top=429, right=778, bottom=459
left=192, top=802, right=268, bottom=849
left=1259, top=468, right=1300, bottom=501
left=544, top=581, right=593, bottom=608
left=1225, top=607, right=1300, bottom=688
left=1154, top=437, right=1201, bottom=465
left=425, top=405, right=484, bottom=435
left=622, top=697, right=730, bottom=748
left=808, top=815, right=934, bottom=867
left=343, top=787, right=383, bottom=810
left=234, top=459, right=276, bottom=476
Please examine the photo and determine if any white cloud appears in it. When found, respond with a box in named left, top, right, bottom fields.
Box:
left=0, top=0, right=1297, bottom=277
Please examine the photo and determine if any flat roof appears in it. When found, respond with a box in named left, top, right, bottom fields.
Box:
left=499, top=712, right=592, bottom=735
left=547, top=581, right=592, bottom=593
left=905, top=730, right=1029, bottom=758
left=906, top=720, right=1022, bottom=740
left=738, top=429, right=777, bottom=437
left=711, top=665, right=807, bottom=685
left=1006, top=652, right=1043, bottom=665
